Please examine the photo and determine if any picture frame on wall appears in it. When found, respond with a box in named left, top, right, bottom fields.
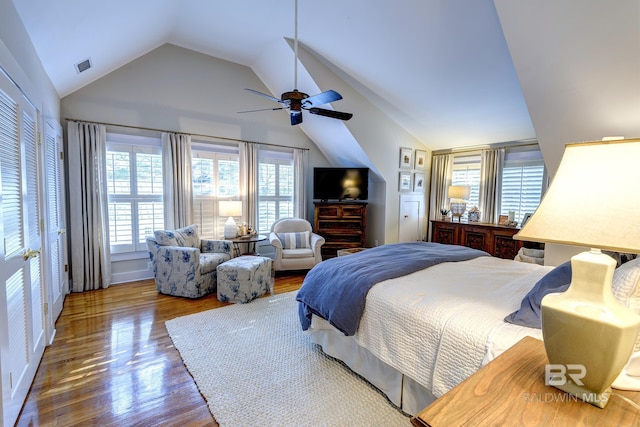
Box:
left=399, top=172, right=411, bottom=191
left=400, top=147, right=413, bottom=169
left=414, top=150, right=427, bottom=170
left=413, top=173, right=425, bottom=192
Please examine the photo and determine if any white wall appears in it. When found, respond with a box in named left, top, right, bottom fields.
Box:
left=0, top=0, right=59, bottom=120
left=294, top=42, right=432, bottom=244
left=495, top=0, right=640, bottom=175
left=495, top=0, right=640, bottom=265
left=61, top=43, right=330, bottom=283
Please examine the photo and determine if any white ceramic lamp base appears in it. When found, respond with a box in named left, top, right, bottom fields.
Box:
left=223, top=217, right=238, bottom=239
left=541, top=250, right=640, bottom=408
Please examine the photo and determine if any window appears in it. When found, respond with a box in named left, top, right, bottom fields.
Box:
left=192, top=143, right=239, bottom=239
left=258, top=150, right=294, bottom=234
left=500, top=147, right=546, bottom=224
left=106, top=134, right=163, bottom=253
left=451, top=153, right=481, bottom=220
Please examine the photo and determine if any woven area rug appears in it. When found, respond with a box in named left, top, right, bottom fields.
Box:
left=165, top=291, right=410, bottom=426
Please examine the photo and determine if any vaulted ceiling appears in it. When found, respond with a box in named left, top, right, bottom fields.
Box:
left=12, top=0, right=640, bottom=164
left=12, top=0, right=536, bottom=151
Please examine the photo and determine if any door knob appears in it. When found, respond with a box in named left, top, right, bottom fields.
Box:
left=23, top=248, right=41, bottom=261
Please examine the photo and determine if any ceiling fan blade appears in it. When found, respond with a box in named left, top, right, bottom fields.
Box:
left=303, top=90, right=343, bottom=108
left=307, top=108, right=353, bottom=121
left=290, top=111, right=303, bottom=125
left=244, top=88, right=284, bottom=104
left=238, top=107, right=285, bottom=113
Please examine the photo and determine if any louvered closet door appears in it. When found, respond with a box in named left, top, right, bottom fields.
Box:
left=44, top=119, right=67, bottom=326
left=0, top=71, right=46, bottom=427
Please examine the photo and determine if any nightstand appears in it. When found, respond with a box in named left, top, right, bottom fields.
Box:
left=411, top=336, right=640, bottom=426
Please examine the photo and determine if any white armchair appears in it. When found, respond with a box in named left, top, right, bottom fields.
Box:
left=269, top=218, right=325, bottom=271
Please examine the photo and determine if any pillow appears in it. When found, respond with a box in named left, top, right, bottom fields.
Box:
left=612, top=257, right=640, bottom=314
left=277, top=231, right=310, bottom=249
left=154, top=224, right=200, bottom=248
left=504, top=261, right=572, bottom=329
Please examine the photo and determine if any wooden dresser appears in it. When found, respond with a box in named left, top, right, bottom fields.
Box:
left=314, top=202, right=367, bottom=259
left=430, top=219, right=523, bottom=259
left=411, top=336, right=640, bottom=426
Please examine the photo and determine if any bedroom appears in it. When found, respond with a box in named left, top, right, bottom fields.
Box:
left=1, top=0, right=640, bottom=425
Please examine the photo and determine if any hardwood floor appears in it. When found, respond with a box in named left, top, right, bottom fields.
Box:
left=16, top=273, right=306, bottom=427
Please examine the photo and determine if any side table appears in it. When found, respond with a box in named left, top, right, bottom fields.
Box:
left=228, top=234, right=267, bottom=257
left=411, top=336, right=640, bottom=426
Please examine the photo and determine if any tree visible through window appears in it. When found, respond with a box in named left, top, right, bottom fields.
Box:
left=192, top=147, right=240, bottom=239
left=106, top=135, right=163, bottom=253
left=258, top=151, right=294, bottom=234
left=451, top=154, right=481, bottom=220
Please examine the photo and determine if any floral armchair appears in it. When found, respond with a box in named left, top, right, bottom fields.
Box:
left=146, top=224, right=233, bottom=298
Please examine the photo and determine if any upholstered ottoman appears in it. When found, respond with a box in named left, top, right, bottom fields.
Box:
left=217, top=256, right=273, bottom=303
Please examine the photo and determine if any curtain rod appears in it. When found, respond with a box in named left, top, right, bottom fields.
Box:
left=64, top=118, right=310, bottom=151
left=432, top=139, right=539, bottom=156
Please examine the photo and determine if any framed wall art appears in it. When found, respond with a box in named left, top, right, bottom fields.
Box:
left=399, top=147, right=413, bottom=169
left=399, top=172, right=411, bottom=191
left=413, top=173, right=425, bottom=192
left=414, top=150, right=427, bottom=170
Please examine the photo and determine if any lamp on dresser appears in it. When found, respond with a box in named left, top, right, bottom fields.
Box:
left=448, top=185, right=471, bottom=222
left=514, top=138, right=640, bottom=408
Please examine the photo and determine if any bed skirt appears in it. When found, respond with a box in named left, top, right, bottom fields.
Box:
left=309, top=328, right=437, bottom=416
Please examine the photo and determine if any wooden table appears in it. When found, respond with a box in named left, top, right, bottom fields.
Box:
left=411, top=336, right=640, bottom=426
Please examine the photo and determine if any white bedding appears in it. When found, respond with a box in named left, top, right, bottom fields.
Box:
left=309, top=256, right=551, bottom=401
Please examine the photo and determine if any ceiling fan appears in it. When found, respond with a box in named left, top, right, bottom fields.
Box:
left=239, top=0, right=353, bottom=126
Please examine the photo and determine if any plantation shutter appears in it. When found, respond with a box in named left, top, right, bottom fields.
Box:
left=0, top=89, right=23, bottom=256
left=501, top=162, right=545, bottom=223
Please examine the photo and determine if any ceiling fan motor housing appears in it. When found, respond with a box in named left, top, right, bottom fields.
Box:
left=281, top=90, right=308, bottom=111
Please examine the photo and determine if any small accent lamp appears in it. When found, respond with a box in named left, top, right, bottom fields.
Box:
left=514, top=139, right=640, bottom=408
left=219, top=200, right=242, bottom=239
left=448, top=185, right=471, bottom=222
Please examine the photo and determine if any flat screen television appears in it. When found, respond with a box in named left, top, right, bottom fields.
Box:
left=313, top=167, right=369, bottom=201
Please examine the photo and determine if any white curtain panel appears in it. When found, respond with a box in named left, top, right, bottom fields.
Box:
left=479, top=148, right=505, bottom=223
left=294, top=148, right=308, bottom=219
left=162, top=132, right=193, bottom=229
left=67, top=121, right=111, bottom=292
left=429, top=153, right=453, bottom=220
left=239, top=142, right=259, bottom=228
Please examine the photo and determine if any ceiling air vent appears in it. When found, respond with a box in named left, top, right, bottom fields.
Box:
left=75, top=58, right=92, bottom=74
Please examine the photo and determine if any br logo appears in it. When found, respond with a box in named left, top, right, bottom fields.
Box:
left=545, top=364, right=586, bottom=386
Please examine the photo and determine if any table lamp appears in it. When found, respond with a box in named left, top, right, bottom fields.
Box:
left=219, top=200, right=242, bottom=239
left=514, top=139, right=640, bottom=408
left=448, top=185, right=471, bottom=222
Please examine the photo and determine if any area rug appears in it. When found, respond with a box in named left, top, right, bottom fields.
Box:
left=165, top=291, right=410, bottom=426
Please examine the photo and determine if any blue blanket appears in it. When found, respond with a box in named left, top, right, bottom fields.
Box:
left=296, top=242, right=489, bottom=336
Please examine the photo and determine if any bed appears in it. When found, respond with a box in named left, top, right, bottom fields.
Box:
left=296, top=242, right=640, bottom=415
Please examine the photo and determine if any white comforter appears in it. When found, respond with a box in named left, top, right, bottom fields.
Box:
left=310, top=256, right=551, bottom=398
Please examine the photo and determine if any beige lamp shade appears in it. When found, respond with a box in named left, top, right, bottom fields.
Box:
left=514, top=139, right=640, bottom=253
left=219, top=200, right=242, bottom=218
left=448, top=185, right=471, bottom=200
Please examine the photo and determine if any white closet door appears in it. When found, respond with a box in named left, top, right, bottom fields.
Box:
left=0, top=70, right=46, bottom=427
left=44, top=119, right=67, bottom=329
